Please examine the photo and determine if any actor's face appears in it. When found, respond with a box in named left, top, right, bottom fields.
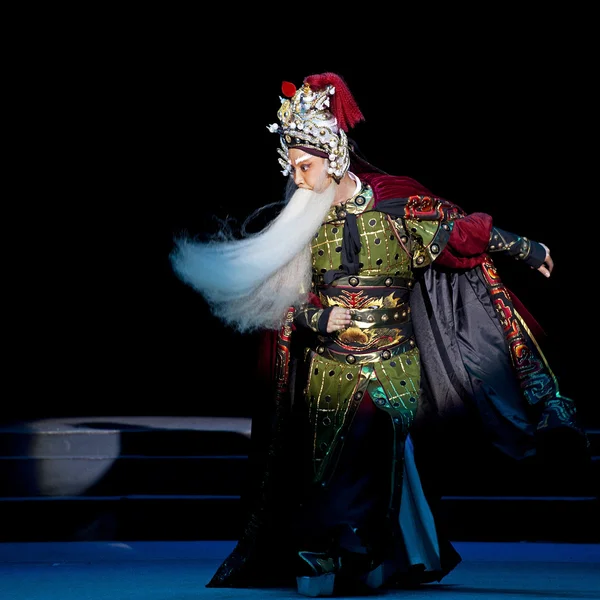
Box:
left=288, top=149, right=331, bottom=193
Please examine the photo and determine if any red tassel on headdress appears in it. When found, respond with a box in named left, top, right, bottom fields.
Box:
left=303, top=72, right=365, bottom=132
left=281, top=81, right=296, bottom=98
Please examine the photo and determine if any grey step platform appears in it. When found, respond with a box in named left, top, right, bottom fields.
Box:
left=0, top=416, right=252, bottom=497
left=1, top=417, right=596, bottom=497
left=0, top=417, right=597, bottom=543
left=1, top=493, right=598, bottom=543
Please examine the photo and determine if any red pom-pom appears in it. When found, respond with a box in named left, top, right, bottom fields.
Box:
left=303, top=72, right=364, bottom=131
left=281, top=81, right=296, bottom=98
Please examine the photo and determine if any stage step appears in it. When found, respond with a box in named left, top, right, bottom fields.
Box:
left=0, top=417, right=597, bottom=543
left=0, top=494, right=597, bottom=543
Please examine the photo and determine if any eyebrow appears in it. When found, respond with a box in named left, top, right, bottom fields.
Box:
left=294, top=154, right=312, bottom=165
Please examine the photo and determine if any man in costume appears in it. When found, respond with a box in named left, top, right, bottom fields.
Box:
left=170, top=73, right=587, bottom=597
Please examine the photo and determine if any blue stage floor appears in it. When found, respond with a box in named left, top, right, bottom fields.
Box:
left=0, top=540, right=598, bottom=599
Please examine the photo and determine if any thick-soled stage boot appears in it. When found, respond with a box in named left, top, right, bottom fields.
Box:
left=296, top=551, right=338, bottom=597
left=336, top=548, right=385, bottom=594
left=362, top=562, right=385, bottom=589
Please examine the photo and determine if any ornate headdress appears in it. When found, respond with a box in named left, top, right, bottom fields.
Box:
left=266, top=72, right=365, bottom=182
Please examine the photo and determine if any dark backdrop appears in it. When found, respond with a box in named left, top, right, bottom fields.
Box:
left=7, top=27, right=595, bottom=428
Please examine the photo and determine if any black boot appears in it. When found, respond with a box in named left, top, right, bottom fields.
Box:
left=296, top=550, right=339, bottom=597
left=336, top=547, right=384, bottom=595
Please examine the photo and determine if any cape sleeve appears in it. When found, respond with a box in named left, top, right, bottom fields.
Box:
left=434, top=212, right=492, bottom=269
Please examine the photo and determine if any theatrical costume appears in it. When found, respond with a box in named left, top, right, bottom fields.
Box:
left=171, top=74, right=587, bottom=595
left=206, top=170, right=585, bottom=592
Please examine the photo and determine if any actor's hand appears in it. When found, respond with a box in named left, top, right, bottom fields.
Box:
left=537, top=243, right=553, bottom=278
left=326, top=306, right=352, bottom=333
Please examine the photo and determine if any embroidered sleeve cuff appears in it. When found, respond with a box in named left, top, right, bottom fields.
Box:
left=488, top=227, right=547, bottom=268
left=524, top=240, right=547, bottom=269
left=318, top=308, right=334, bottom=335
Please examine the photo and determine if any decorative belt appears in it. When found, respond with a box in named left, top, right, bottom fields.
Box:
left=348, top=307, right=412, bottom=329
left=318, top=275, right=414, bottom=289
left=312, top=337, right=416, bottom=365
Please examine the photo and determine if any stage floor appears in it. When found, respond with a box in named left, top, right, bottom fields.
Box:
left=0, top=540, right=598, bottom=599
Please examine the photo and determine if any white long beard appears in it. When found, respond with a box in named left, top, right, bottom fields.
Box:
left=170, top=182, right=335, bottom=333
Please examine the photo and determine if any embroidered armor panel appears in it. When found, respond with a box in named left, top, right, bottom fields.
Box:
left=300, top=183, right=427, bottom=483
left=303, top=346, right=420, bottom=483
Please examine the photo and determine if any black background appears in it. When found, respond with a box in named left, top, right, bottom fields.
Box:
left=8, top=19, right=596, bottom=427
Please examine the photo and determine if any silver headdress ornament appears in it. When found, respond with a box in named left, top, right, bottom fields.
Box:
left=266, top=74, right=365, bottom=182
